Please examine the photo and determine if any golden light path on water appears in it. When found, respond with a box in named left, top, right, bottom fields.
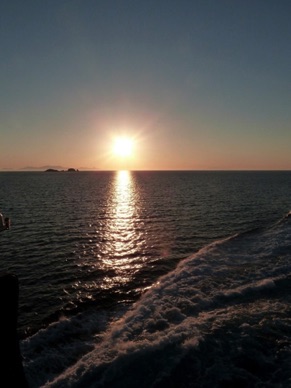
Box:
left=73, top=170, right=172, bottom=303
left=72, top=170, right=148, bottom=306
left=101, top=170, right=144, bottom=290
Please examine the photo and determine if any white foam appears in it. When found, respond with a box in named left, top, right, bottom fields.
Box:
left=23, top=222, right=291, bottom=387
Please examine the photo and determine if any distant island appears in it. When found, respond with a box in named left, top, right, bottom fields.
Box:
left=45, top=168, right=79, bottom=172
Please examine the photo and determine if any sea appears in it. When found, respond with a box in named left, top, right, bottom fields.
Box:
left=0, top=171, right=290, bottom=388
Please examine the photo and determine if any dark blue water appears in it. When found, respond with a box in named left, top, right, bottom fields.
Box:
left=0, top=171, right=290, bottom=387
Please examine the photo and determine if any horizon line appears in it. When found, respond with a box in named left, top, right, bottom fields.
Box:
left=1, top=168, right=291, bottom=173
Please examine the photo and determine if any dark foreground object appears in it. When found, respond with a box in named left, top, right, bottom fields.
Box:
left=0, top=272, right=29, bottom=387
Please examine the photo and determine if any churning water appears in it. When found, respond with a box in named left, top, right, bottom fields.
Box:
left=0, top=171, right=290, bottom=387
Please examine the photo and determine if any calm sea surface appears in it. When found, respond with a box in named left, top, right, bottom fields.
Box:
left=0, top=171, right=290, bottom=387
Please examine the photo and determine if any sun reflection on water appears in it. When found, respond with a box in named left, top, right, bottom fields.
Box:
left=113, top=170, right=134, bottom=221
left=100, top=170, right=143, bottom=286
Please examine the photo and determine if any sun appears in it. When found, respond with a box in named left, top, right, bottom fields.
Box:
left=113, top=137, right=134, bottom=158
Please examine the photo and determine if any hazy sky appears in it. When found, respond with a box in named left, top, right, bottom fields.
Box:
left=1, top=0, right=290, bottom=170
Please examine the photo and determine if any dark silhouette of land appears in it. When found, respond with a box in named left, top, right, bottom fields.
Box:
left=45, top=168, right=79, bottom=172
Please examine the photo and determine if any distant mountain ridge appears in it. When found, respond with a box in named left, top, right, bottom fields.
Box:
left=1, top=165, right=98, bottom=171
left=22, top=165, right=67, bottom=171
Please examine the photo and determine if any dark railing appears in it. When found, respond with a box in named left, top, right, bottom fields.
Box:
left=1, top=213, right=29, bottom=387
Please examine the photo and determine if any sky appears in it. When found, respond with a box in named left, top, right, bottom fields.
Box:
left=1, top=0, right=291, bottom=171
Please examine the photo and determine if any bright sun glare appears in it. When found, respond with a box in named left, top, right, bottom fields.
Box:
left=113, top=137, right=134, bottom=158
